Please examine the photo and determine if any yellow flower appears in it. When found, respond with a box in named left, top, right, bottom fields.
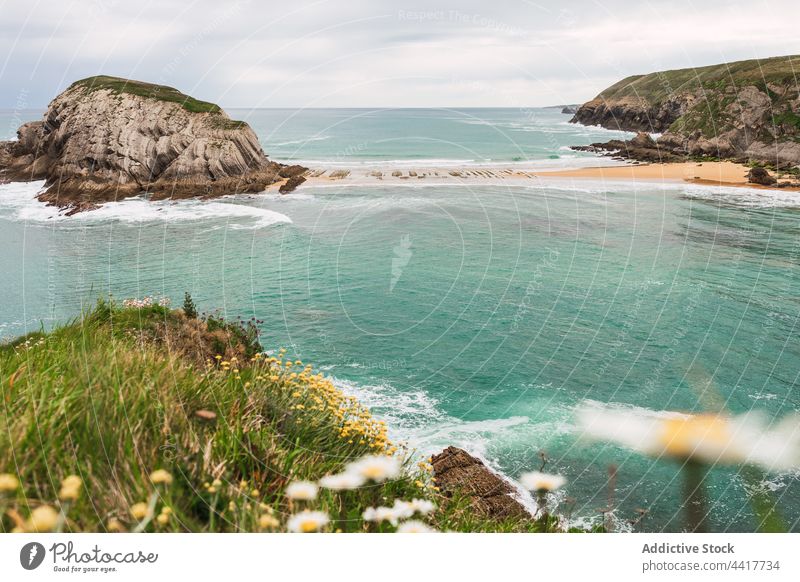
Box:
left=156, top=513, right=170, bottom=525
left=106, top=518, right=126, bottom=533
left=0, top=473, right=20, bottom=493
left=130, top=502, right=150, bottom=521
left=59, top=481, right=81, bottom=502
left=150, top=469, right=173, bottom=486
left=258, top=514, right=279, bottom=530
left=61, top=475, right=82, bottom=489
left=251, top=488, right=260, bottom=497
left=26, top=505, right=60, bottom=532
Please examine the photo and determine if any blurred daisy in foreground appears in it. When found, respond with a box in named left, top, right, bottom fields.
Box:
left=576, top=403, right=800, bottom=532
left=26, top=505, right=60, bottom=532
left=319, top=472, right=365, bottom=491
left=287, top=510, right=329, bottom=533
left=346, top=455, right=402, bottom=483
left=519, top=472, right=566, bottom=493
left=407, top=498, right=436, bottom=516
left=285, top=480, right=318, bottom=501
left=397, top=520, right=437, bottom=533
left=575, top=405, right=800, bottom=471
left=0, top=473, right=20, bottom=493
left=363, top=506, right=400, bottom=526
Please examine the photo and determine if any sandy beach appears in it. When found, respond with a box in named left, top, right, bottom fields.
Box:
left=290, top=161, right=799, bottom=192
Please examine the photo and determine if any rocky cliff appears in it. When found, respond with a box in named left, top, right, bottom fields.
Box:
left=431, top=446, right=531, bottom=520
left=570, top=55, right=800, bottom=168
left=0, top=76, right=302, bottom=214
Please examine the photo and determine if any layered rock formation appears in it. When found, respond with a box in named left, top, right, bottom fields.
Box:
left=570, top=55, right=800, bottom=168
left=431, top=446, right=531, bottom=520
left=0, top=76, right=304, bottom=214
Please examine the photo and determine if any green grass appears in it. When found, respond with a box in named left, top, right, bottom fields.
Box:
left=598, top=54, right=800, bottom=102
left=772, top=111, right=800, bottom=131
left=0, top=300, right=544, bottom=533
left=70, top=76, right=222, bottom=114
left=207, top=117, right=250, bottom=131
left=592, top=55, right=800, bottom=141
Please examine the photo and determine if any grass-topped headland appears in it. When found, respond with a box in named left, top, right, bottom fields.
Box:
left=595, top=54, right=800, bottom=103
left=0, top=297, right=545, bottom=533
left=70, top=75, right=222, bottom=114
left=570, top=54, right=800, bottom=168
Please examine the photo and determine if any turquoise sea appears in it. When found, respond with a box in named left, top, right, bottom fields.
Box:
left=1, top=107, right=799, bottom=531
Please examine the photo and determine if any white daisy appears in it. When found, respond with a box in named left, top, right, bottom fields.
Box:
left=346, top=455, right=402, bottom=483
left=363, top=506, right=400, bottom=526
left=397, top=520, right=437, bottom=533
left=576, top=405, right=800, bottom=471
left=285, top=480, right=318, bottom=501
left=408, top=498, right=436, bottom=515
left=319, top=472, right=365, bottom=491
left=519, top=472, right=567, bottom=492
left=287, top=510, right=329, bottom=533
left=391, top=500, right=415, bottom=521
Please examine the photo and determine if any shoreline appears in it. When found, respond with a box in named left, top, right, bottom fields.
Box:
left=294, top=160, right=800, bottom=193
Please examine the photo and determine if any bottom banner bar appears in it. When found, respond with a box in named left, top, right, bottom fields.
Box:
left=1, top=533, right=796, bottom=581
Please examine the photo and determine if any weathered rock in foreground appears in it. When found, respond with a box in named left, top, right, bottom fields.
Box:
left=570, top=55, right=800, bottom=169
left=0, top=76, right=305, bottom=214
left=431, top=446, right=531, bottom=520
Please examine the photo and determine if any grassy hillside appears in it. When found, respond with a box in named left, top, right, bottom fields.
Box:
left=0, top=299, right=542, bottom=533
left=598, top=55, right=800, bottom=102
left=573, top=55, right=800, bottom=157
left=70, top=76, right=222, bottom=114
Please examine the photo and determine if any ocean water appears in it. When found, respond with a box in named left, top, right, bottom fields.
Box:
left=1, top=107, right=800, bottom=531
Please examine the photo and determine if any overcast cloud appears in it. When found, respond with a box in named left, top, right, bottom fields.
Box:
left=1, top=0, right=799, bottom=109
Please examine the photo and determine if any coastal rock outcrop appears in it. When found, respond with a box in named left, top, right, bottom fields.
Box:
left=570, top=55, right=800, bottom=168
left=431, top=446, right=530, bottom=520
left=747, top=167, right=777, bottom=186
left=0, top=76, right=305, bottom=214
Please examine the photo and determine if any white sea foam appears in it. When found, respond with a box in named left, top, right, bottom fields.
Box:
left=577, top=399, right=690, bottom=421
left=270, top=135, right=332, bottom=147
left=0, top=180, right=292, bottom=229
left=681, top=183, right=800, bottom=208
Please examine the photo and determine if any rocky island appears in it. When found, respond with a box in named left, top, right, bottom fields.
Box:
left=569, top=55, right=800, bottom=172
left=0, top=76, right=306, bottom=214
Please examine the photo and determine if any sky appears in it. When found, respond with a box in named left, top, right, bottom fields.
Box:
left=1, top=0, right=799, bottom=109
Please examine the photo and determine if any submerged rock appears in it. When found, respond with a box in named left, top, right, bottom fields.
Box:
left=0, top=75, right=305, bottom=214
left=431, top=446, right=530, bottom=520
